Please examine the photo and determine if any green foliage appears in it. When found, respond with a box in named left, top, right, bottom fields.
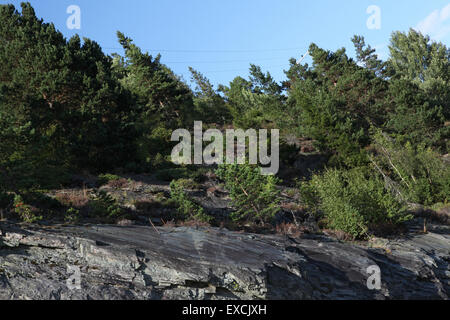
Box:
left=351, top=35, right=386, bottom=75
left=169, top=180, right=212, bottom=223
left=65, top=207, right=80, bottom=223
left=135, top=126, right=174, bottom=170
left=388, top=29, right=450, bottom=89
left=283, top=32, right=449, bottom=167
left=172, top=178, right=200, bottom=190
left=215, top=163, right=281, bottom=224
left=385, top=29, right=450, bottom=151
left=97, top=173, right=122, bottom=186
left=88, top=190, right=123, bottom=219
left=9, top=192, right=61, bottom=223
left=383, top=79, right=448, bottom=151
left=189, top=67, right=231, bottom=124
left=299, top=167, right=411, bottom=239
left=12, top=194, right=43, bottom=223
left=371, top=131, right=450, bottom=206
left=0, top=3, right=201, bottom=193
left=0, top=3, right=448, bottom=232
left=287, top=42, right=389, bottom=167
left=219, top=65, right=284, bottom=129
left=115, top=31, right=194, bottom=128
left=0, top=3, right=139, bottom=188
left=114, top=31, right=196, bottom=165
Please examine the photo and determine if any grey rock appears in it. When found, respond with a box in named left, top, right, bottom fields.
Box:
left=0, top=223, right=448, bottom=300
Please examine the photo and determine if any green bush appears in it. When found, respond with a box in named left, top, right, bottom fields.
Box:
left=88, top=190, right=123, bottom=219
left=12, top=194, right=43, bottom=223
left=65, top=207, right=80, bottom=223
left=299, top=167, right=412, bottom=239
left=169, top=180, right=212, bottom=223
left=372, top=132, right=450, bottom=206
left=97, top=174, right=122, bottom=186
left=172, top=178, right=200, bottom=190
left=215, top=163, right=281, bottom=224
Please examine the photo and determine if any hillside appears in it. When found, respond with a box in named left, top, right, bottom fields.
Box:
left=0, top=3, right=449, bottom=300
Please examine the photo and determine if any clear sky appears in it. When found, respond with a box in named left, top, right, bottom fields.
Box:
left=2, top=0, right=450, bottom=87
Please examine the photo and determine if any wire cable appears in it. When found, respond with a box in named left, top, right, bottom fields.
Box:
left=102, top=46, right=306, bottom=53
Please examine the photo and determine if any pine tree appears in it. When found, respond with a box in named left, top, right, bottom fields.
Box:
left=285, top=43, right=388, bottom=167
left=386, top=29, right=449, bottom=150
left=0, top=3, right=138, bottom=189
left=189, top=67, right=231, bottom=124
left=220, top=65, right=284, bottom=129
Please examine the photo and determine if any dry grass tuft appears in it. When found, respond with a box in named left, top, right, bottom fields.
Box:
left=108, top=178, right=129, bottom=189
left=55, top=190, right=89, bottom=208
left=322, top=229, right=353, bottom=241
left=276, top=222, right=303, bottom=238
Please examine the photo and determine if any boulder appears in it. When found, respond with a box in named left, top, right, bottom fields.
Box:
left=0, top=222, right=448, bottom=300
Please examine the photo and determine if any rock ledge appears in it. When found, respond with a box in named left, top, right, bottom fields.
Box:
left=0, top=223, right=449, bottom=300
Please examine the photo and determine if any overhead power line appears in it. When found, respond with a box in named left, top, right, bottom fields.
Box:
left=101, top=45, right=308, bottom=75
left=162, top=56, right=294, bottom=64
left=102, top=46, right=306, bottom=53
left=200, top=63, right=290, bottom=74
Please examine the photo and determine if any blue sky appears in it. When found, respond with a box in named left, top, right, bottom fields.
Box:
left=2, top=0, right=450, bottom=87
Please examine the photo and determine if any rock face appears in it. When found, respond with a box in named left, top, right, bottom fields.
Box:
left=0, top=222, right=449, bottom=300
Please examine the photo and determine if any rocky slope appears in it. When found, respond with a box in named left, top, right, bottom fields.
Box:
left=0, top=221, right=448, bottom=300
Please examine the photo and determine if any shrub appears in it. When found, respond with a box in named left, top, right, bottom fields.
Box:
left=215, top=163, right=281, bottom=224
left=65, top=207, right=80, bottom=223
left=88, top=190, right=123, bottom=219
left=299, top=167, right=412, bottom=239
left=13, top=194, right=43, bottom=223
left=23, top=192, right=62, bottom=211
left=371, top=131, right=450, bottom=206
left=169, top=180, right=212, bottom=223
left=172, top=178, right=200, bottom=190
left=97, top=174, right=122, bottom=186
